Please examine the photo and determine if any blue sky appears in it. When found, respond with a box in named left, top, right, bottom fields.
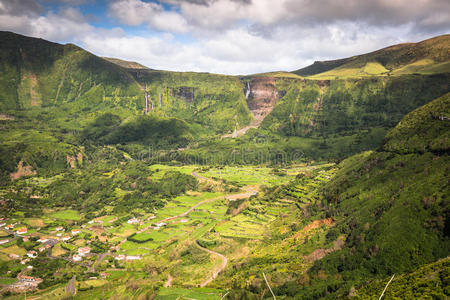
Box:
left=1, top=0, right=449, bottom=74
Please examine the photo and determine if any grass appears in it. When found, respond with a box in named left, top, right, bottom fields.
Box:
left=51, top=244, right=67, bottom=256
left=79, top=279, right=108, bottom=289
left=0, top=278, right=17, bottom=285
left=156, top=287, right=225, bottom=300
left=50, top=209, right=81, bottom=221
left=197, top=166, right=295, bottom=186
left=0, top=244, right=26, bottom=256
left=23, top=218, right=46, bottom=227
left=308, top=62, right=389, bottom=79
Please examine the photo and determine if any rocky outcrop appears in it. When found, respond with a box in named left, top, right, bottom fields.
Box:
left=245, top=77, right=279, bottom=124
left=171, top=86, right=195, bottom=106
left=10, top=160, right=36, bottom=180
left=223, top=77, right=281, bottom=138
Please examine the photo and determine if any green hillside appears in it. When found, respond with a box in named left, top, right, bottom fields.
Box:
left=1, top=31, right=449, bottom=169
left=0, top=31, right=252, bottom=134
left=0, top=31, right=449, bottom=299
left=293, top=34, right=450, bottom=78
left=210, top=93, right=450, bottom=299
left=102, top=57, right=150, bottom=70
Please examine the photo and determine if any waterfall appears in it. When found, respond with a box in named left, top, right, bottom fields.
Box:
left=144, top=91, right=149, bottom=114
left=159, top=93, right=162, bottom=107
left=245, top=82, right=251, bottom=99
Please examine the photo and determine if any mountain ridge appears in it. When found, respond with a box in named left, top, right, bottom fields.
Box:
left=292, top=34, right=450, bottom=77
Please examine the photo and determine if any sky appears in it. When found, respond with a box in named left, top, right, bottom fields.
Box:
left=0, top=0, right=449, bottom=75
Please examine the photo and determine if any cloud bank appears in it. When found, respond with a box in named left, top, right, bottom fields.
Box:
left=0, top=0, right=448, bottom=74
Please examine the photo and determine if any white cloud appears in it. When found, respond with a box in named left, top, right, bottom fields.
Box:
left=108, top=0, right=189, bottom=33
left=0, top=0, right=448, bottom=75
left=79, top=22, right=424, bottom=75
left=0, top=5, right=93, bottom=42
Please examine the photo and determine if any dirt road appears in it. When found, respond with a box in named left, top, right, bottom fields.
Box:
left=195, top=241, right=228, bottom=287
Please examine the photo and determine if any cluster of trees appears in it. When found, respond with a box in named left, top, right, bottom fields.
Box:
left=80, top=113, right=192, bottom=147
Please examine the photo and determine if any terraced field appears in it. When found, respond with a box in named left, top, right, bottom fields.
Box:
left=1, top=163, right=336, bottom=299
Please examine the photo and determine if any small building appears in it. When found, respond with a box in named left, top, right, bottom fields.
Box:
left=6, top=224, right=14, bottom=229
left=27, top=251, right=37, bottom=258
left=38, top=246, right=46, bottom=252
left=17, top=227, right=27, bottom=235
left=128, top=217, right=139, bottom=224
left=71, top=229, right=81, bottom=235
left=20, top=258, right=30, bottom=264
left=78, top=246, right=91, bottom=256
left=0, top=239, right=9, bottom=245
left=115, top=254, right=125, bottom=261
left=56, top=233, right=62, bottom=237
left=37, top=238, right=49, bottom=243
left=61, top=235, right=71, bottom=241
left=154, top=222, right=166, bottom=230
left=9, top=254, right=20, bottom=259
left=126, top=255, right=141, bottom=261
left=72, top=254, right=82, bottom=262
left=0, top=222, right=6, bottom=227
left=55, top=226, right=64, bottom=231
left=19, top=275, right=43, bottom=285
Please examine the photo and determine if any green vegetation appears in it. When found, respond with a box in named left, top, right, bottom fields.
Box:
left=0, top=31, right=448, bottom=299
left=293, top=34, right=450, bottom=77
left=51, top=210, right=81, bottom=221
left=355, top=257, right=450, bottom=299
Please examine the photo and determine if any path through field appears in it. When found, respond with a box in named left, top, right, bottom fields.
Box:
left=65, top=275, right=76, bottom=296
left=164, top=274, right=173, bottom=288
left=195, top=241, right=228, bottom=287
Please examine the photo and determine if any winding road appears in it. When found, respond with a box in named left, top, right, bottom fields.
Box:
left=195, top=241, right=228, bottom=287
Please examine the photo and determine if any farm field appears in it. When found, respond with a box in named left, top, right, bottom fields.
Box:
left=0, top=163, right=335, bottom=299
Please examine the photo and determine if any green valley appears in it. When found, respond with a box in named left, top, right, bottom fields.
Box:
left=0, top=30, right=448, bottom=299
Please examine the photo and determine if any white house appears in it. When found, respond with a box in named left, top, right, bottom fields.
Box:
left=127, top=217, right=139, bottom=224
left=71, top=229, right=81, bottom=235
left=78, top=246, right=91, bottom=256
left=0, top=239, right=9, bottom=245
left=126, top=255, right=141, bottom=260
left=72, top=254, right=82, bottom=262
left=16, top=227, right=27, bottom=235
left=115, top=254, right=125, bottom=261
left=27, top=251, right=37, bottom=258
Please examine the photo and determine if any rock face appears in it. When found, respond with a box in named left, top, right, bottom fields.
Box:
left=171, top=86, right=195, bottom=106
left=223, top=77, right=280, bottom=138
left=246, top=77, right=279, bottom=124
left=10, top=160, right=36, bottom=180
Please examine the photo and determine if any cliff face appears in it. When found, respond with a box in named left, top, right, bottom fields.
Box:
left=245, top=77, right=279, bottom=125
left=171, top=86, right=195, bottom=106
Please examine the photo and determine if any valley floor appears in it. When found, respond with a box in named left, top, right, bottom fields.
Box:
left=0, top=163, right=335, bottom=299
